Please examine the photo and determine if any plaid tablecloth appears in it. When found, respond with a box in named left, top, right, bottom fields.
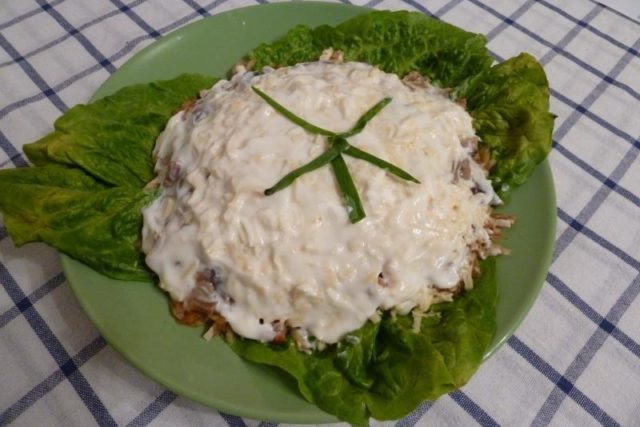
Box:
left=1, top=1, right=639, bottom=426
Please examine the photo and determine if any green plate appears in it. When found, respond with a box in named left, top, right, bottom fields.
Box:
left=61, top=2, right=556, bottom=423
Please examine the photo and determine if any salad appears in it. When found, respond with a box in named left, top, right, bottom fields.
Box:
left=0, top=10, right=554, bottom=425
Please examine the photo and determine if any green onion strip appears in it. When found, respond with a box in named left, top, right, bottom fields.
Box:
left=252, top=86, right=419, bottom=223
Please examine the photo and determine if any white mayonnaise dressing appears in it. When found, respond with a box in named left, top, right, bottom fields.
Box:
left=142, top=61, right=498, bottom=344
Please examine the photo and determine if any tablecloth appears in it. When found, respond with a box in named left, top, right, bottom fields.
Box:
left=1, top=0, right=639, bottom=426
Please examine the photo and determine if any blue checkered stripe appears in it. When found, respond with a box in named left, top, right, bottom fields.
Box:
left=1, top=0, right=639, bottom=425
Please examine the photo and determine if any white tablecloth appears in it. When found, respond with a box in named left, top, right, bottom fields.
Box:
left=1, top=0, right=639, bottom=425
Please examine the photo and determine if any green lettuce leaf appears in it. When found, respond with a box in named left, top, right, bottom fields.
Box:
left=0, top=164, right=158, bottom=280
left=230, top=259, right=496, bottom=425
left=24, top=74, right=217, bottom=188
left=248, top=10, right=493, bottom=88
left=454, top=53, right=556, bottom=197
left=0, top=74, right=216, bottom=280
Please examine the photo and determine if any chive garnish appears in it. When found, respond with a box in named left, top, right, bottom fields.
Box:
left=331, top=154, right=366, bottom=223
left=252, top=86, right=334, bottom=136
left=264, top=139, right=347, bottom=195
left=339, top=97, right=392, bottom=138
left=252, top=85, right=419, bottom=223
left=344, top=145, right=420, bottom=183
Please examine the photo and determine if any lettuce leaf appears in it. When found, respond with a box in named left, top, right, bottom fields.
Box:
left=249, top=10, right=493, bottom=88
left=0, top=164, right=158, bottom=280
left=230, top=259, right=496, bottom=425
left=24, top=74, right=217, bottom=187
left=0, top=74, right=216, bottom=280
left=454, top=53, right=555, bottom=197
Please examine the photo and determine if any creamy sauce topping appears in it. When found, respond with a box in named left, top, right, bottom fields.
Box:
left=142, top=61, right=498, bottom=344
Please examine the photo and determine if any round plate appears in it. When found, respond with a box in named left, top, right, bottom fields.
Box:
left=62, top=2, right=556, bottom=423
